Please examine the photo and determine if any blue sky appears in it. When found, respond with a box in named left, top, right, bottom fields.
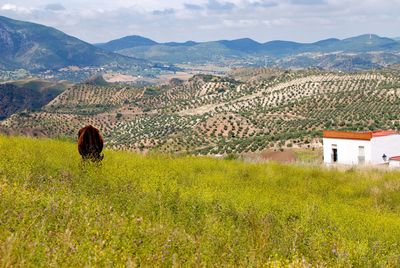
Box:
left=0, top=0, right=399, bottom=43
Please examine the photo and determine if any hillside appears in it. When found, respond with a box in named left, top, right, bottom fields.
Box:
left=2, top=69, right=400, bottom=154
left=0, top=135, right=400, bottom=266
left=0, top=79, right=70, bottom=120
left=96, top=35, right=158, bottom=51
left=0, top=16, right=147, bottom=71
left=98, top=34, right=400, bottom=70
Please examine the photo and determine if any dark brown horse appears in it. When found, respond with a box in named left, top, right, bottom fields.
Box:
left=77, top=125, right=104, bottom=162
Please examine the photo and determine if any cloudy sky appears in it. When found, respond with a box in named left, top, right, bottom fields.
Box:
left=0, top=0, right=399, bottom=43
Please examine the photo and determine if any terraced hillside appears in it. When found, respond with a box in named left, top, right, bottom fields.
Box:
left=2, top=69, right=400, bottom=155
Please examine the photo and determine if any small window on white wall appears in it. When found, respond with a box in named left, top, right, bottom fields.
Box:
left=358, top=146, right=365, bottom=164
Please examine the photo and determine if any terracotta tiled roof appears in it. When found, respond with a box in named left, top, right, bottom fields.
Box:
left=371, top=130, right=398, bottom=137
left=389, top=156, right=400, bottom=161
left=323, top=130, right=398, bottom=140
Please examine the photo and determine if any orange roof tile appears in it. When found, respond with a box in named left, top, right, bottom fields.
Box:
left=323, top=130, right=398, bottom=141
left=371, top=130, right=398, bottom=137
left=389, top=156, right=400, bottom=161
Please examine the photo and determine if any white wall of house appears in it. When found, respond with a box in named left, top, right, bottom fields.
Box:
left=389, top=160, right=400, bottom=168
left=371, top=135, right=400, bottom=164
left=323, top=138, right=371, bottom=165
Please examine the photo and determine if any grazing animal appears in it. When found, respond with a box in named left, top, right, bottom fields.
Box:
left=77, top=125, right=104, bottom=162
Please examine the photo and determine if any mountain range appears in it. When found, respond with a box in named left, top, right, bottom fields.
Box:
left=97, top=34, right=400, bottom=70
left=0, top=16, right=147, bottom=72
left=98, top=34, right=400, bottom=56
left=1, top=15, right=400, bottom=73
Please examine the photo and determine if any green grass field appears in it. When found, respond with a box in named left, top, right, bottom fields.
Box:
left=1, top=136, right=400, bottom=266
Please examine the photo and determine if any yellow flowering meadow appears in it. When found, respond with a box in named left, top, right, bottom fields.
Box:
left=0, top=135, right=399, bottom=266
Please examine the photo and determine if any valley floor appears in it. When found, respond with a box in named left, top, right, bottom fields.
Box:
left=0, top=136, right=400, bottom=266
left=4, top=69, right=400, bottom=155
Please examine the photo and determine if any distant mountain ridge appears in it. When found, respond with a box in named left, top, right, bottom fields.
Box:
left=97, top=34, right=400, bottom=70
left=96, top=35, right=158, bottom=51
left=0, top=16, right=147, bottom=71
left=98, top=34, right=400, bottom=55
left=0, top=15, right=399, bottom=72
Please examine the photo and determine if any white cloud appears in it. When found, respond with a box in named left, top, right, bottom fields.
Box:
left=1, top=3, right=32, bottom=13
left=223, top=19, right=260, bottom=28
left=262, top=18, right=291, bottom=27
left=1, top=3, right=16, bottom=10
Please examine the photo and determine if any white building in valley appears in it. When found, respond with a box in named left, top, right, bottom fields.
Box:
left=323, top=130, right=400, bottom=165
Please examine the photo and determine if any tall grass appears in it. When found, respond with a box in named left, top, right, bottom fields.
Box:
left=0, top=135, right=400, bottom=266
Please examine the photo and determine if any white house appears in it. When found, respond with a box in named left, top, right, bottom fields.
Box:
left=323, top=130, right=400, bottom=165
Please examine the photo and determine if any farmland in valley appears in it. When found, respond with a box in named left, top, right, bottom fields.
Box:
left=2, top=69, right=400, bottom=155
